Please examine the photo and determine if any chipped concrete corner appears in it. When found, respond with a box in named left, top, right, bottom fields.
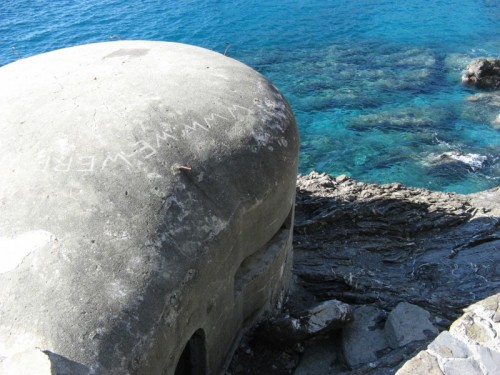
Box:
left=0, top=41, right=299, bottom=374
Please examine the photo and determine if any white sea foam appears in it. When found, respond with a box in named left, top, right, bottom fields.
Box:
left=448, top=153, right=487, bottom=169
left=426, top=151, right=487, bottom=170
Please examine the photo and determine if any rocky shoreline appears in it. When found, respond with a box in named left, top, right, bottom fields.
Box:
left=227, top=172, right=499, bottom=374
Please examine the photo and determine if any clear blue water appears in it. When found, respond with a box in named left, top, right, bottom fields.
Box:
left=1, top=0, right=499, bottom=193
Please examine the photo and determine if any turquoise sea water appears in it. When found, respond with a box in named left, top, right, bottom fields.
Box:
left=1, top=0, right=499, bottom=193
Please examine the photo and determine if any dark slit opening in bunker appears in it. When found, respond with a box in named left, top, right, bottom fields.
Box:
left=174, top=329, right=206, bottom=375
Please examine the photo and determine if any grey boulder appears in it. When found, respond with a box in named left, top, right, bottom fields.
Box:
left=384, top=302, right=438, bottom=349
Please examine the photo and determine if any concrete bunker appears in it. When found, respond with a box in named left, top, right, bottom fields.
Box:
left=0, top=41, right=299, bottom=374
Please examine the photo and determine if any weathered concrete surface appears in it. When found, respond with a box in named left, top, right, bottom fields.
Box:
left=228, top=172, right=499, bottom=374
left=0, top=41, right=299, bottom=374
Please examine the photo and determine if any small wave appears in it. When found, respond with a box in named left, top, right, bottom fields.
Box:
left=427, top=151, right=487, bottom=170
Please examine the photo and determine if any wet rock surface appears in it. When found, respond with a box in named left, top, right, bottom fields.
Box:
left=227, top=172, right=499, bottom=374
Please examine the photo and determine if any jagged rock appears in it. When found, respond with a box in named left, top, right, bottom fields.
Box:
left=257, top=299, right=353, bottom=346
left=385, top=302, right=438, bottom=348
left=228, top=172, right=500, bottom=374
left=461, top=58, right=500, bottom=89
left=398, top=293, right=500, bottom=375
left=341, top=306, right=389, bottom=368
left=294, top=172, right=500, bottom=322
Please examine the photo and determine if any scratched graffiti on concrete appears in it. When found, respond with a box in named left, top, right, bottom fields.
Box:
left=35, top=103, right=256, bottom=174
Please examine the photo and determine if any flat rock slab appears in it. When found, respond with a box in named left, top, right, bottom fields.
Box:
left=0, top=41, right=299, bottom=374
left=385, top=302, right=438, bottom=348
left=341, top=305, right=388, bottom=368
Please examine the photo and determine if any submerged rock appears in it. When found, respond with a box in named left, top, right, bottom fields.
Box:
left=348, top=106, right=453, bottom=132
left=423, top=151, right=490, bottom=185
left=464, top=91, right=500, bottom=127
left=466, top=92, right=500, bottom=107
left=461, top=58, right=500, bottom=89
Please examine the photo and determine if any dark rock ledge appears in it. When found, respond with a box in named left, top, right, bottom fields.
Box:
left=227, top=172, right=500, bottom=374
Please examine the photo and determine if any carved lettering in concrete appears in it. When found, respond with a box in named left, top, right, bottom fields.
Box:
left=35, top=105, right=254, bottom=174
